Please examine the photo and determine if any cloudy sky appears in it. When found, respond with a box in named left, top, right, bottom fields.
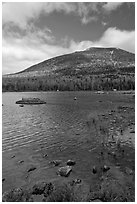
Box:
left=2, top=2, right=135, bottom=74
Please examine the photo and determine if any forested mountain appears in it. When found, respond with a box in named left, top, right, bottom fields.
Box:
left=2, top=47, right=135, bottom=91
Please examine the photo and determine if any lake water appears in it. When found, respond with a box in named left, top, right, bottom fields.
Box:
left=2, top=91, right=112, bottom=153
left=2, top=91, right=135, bottom=193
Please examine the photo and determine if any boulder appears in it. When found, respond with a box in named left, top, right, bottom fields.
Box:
left=92, top=166, right=97, bottom=174
left=58, top=166, right=72, bottom=177
left=67, top=159, right=76, bottom=166
left=32, top=182, right=48, bottom=195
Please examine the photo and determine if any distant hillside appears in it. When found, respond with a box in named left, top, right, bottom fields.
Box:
left=2, top=47, right=135, bottom=92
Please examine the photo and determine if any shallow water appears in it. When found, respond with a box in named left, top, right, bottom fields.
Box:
left=2, top=91, right=115, bottom=153
left=2, top=91, right=135, bottom=192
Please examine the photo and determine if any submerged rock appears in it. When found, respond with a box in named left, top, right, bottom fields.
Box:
left=103, top=165, right=110, bottom=172
left=125, top=167, right=133, bottom=175
left=67, top=159, right=76, bottom=166
left=50, top=160, right=62, bottom=166
left=18, top=160, right=24, bottom=164
left=58, top=166, right=72, bottom=177
left=27, top=166, right=37, bottom=172
left=69, top=178, right=82, bottom=186
left=19, top=104, right=24, bottom=107
left=11, top=155, right=15, bottom=158
left=92, top=199, right=102, bottom=202
left=130, top=130, right=135, bottom=133
left=92, top=166, right=97, bottom=174
left=43, top=154, right=48, bottom=158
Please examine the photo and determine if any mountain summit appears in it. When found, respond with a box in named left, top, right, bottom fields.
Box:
left=2, top=47, right=135, bottom=91
left=7, top=47, right=134, bottom=77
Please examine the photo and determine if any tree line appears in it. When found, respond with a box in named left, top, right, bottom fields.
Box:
left=2, top=74, right=135, bottom=92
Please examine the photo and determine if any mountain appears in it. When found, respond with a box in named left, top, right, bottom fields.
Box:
left=2, top=47, right=135, bottom=91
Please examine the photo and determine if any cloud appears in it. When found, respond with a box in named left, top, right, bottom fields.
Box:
left=95, top=27, right=135, bottom=53
left=103, top=2, right=124, bottom=12
left=2, top=2, right=101, bottom=28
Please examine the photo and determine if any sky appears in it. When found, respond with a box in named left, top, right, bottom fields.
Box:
left=2, top=2, right=135, bottom=74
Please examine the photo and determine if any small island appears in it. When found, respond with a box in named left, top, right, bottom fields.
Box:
left=16, top=97, right=46, bottom=105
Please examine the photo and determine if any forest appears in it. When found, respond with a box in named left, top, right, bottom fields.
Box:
left=2, top=74, right=135, bottom=92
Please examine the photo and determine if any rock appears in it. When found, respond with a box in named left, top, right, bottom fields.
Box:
left=69, top=179, right=81, bottom=186
left=92, top=166, right=97, bottom=174
left=130, top=130, right=135, bottom=133
left=111, top=152, right=116, bottom=158
left=76, top=133, right=80, bottom=135
left=103, top=165, right=110, bottom=172
left=51, top=160, right=62, bottom=166
left=18, top=160, right=24, bottom=164
left=11, top=155, right=15, bottom=158
left=58, top=166, right=72, bottom=177
left=66, top=159, right=76, bottom=166
left=125, top=167, right=133, bottom=175
left=92, top=199, right=102, bottom=202
left=2, top=178, right=5, bottom=182
left=27, top=166, right=37, bottom=172
left=73, top=179, right=81, bottom=184
left=43, top=154, right=48, bottom=158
